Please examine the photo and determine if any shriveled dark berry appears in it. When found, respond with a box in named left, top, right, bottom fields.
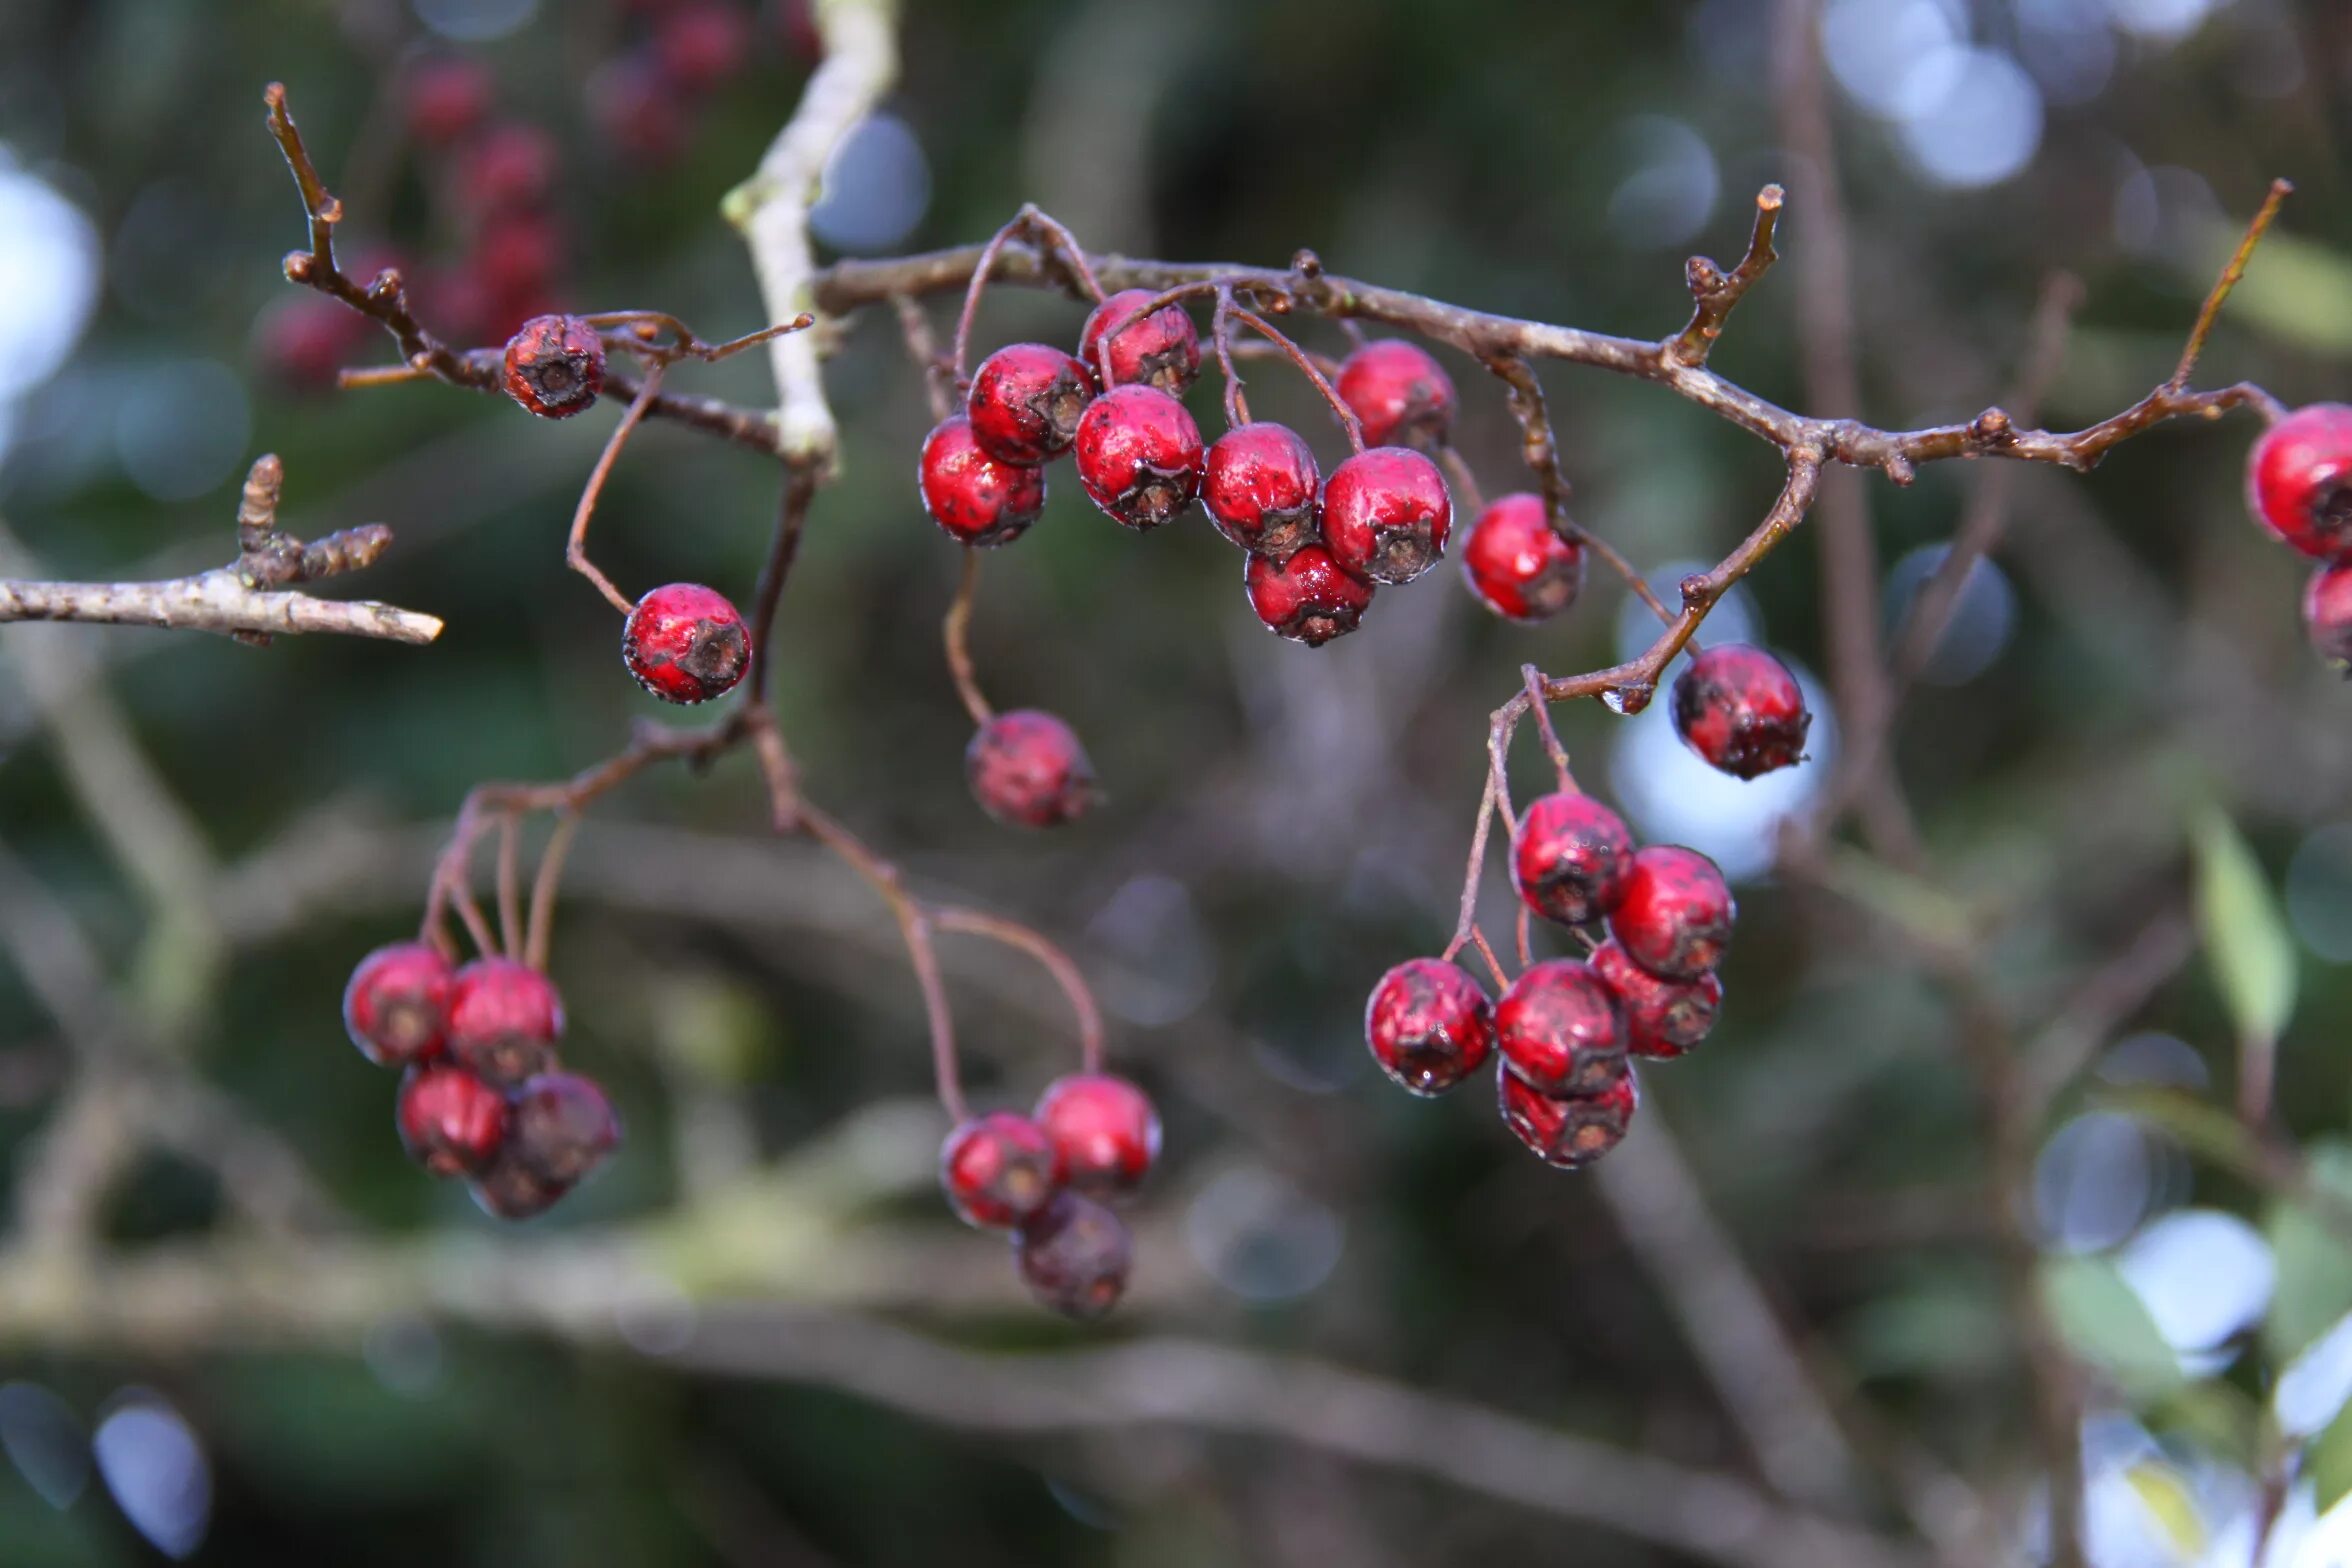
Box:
left=1014, top=1191, right=1133, bottom=1319
left=1511, top=791, right=1636, bottom=926
left=507, top=1071, right=622, bottom=1186
left=1671, top=645, right=1811, bottom=780
left=469, top=1153, right=570, bottom=1220
left=1364, top=957, right=1494, bottom=1095
left=1607, top=846, right=1735, bottom=981
left=1494, top=958, right=1626, bottom=1098
left=940, top=1112, right=1064, bottom=1229
left=1499, top=1067, right=1639, bottom=1169
left=501, top=313, right=605, bottom=419
left=1590, top=939, right=1721, bottom=1059
left=966, top=710, right=1097, bottom=828
left=1244, top=545, right=1374, bottom=646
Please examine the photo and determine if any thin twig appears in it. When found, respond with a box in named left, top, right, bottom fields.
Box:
left=566, top=366, right=666, bottom=616
left=943, top=550, right=994, bottom=726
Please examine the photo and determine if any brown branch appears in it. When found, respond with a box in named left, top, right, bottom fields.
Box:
left=1669, top=184, right=1785, bottom=367
left=943, top=550, right=993, bottom=727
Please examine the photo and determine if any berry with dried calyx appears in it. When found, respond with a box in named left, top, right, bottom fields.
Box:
left=2248, top=404, right=2352, bottom=559
left=1511, top=791, right=1635, bottom=926
left=1034, top=1072, right=1159, bottom=1195
left=919, top=415, right=1047, bottom=547
left=2308, top=559, right=2352, bottom=669
left=1364, top=958, right=1494, bottom=1095
left=1320, top=446, right=1452, bottom=585
left=1590, top=939, right=1721, bottom=1059
left=966, top=709, right=1096, bottom=828
left=1014, top=1191, right=1133, bottom=1319
left=1499, top=1067, right=1639, bottom=1169
left=622, top=583, right=752, bottom=705
left=1460, top=492, right=1584, bottom=622
left=1202, top=422, right=1320, bottom=561
left=396, top=1063, right=507, bottom=1176
left=940, top=1112, right=1064, bottom=1229
left=1607, top=845, right=1735, bottom=981
left=1494, top=958, right=1626, bottom=1098
left=1073, top=384, right=1204, bottom=529
left=501, top=313, right=606, bottom=419
left=469, top=1153, right=570, bottom=1220
left=1079, top=287, right=1201, bottom=394
left=1671, top=644, right=1811, bottom=780
left=507, top=1071, right=622, bottom=1186
left=446, top=957, right=565, bottom=1087
left=1336, top=339, right=1456, bottom=450
left=343, top=941, right=454, bottom=1067
left=1244, top=545, right=1374, bottom=646
left=967, top=342, right=1093, bottom=465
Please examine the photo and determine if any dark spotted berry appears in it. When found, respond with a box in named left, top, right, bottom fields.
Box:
left=2249, top=404, right=2352, bottom=559
left=1320, top=447, right=1452, bottom=585
left=967, top=343, right=1093, bottom=465
left=1336, top=339, right=1457, bottom=450
left=1607, top=846, right=1735, bottom=981
left=344, top=941, right=454, bottom=1067
left=1494, top=958, right=1626, bottom=1098
left=1202, top=422, right=1320, bottom=561
left=1014, top=1191, right=1133, bottom=1319
left=919, top=416, right=1046, bottom=547
left=966, top=710, right=1096, bottom=828
left=1073, top=384, right=1203, bottom=529
left=396, top=1063, right=507, bottom=1176
left=446, top=957, right=565, bottom=1087
left=1244, top=545, right=1374, bottom=646
left=1512, top=791, right=1636, bottom=926
left=1590, top=939, right=1721, bottom=1059
left=1079, top=288, right=1201, bottom=394
left=469, top=1153, right=570, bottom=1220
left=940, top=1112, right=1064, bottom=1229
left=1460, top=492, right=1584, bottom=622
left=501, top=313, right=605, bottom=419
left=1499, top=1067, right=1639, bottom=1169
left=1364, top=957, right=1494, bottom=1095
left=1671, top=645, right=1811, bottom=780
left=622, top=583, right=751, bottom=705
left=507, top=1071, right=622, bottom=1186
left=2308, top=558, right=2352, bottom=669
left=1034, top=1073, right=1159, bottom=1195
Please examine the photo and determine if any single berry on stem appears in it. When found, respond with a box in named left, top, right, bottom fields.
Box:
left=396, top=1063, right=508, bottom=1176
left=940, top=1112, right=1065, bottom=1228
left=507, top=1071, right=623, bottom=1186
left=1494, top=958, right=1626, bottom=1097
left=1014, top=1191, right=1133, bottom=1319
left=1034, top=1072, right=1160, bottom=1194
left=469, top=1153, right=570, bottom=1220
left=1202, top=422, right=1321, bottom=561
left=1320, top=446, right=1452, bottom=585
left=967, top=710, right=1096, bottom=828
left=919, top=416, right=1047, bottom=547
left=501, top=313, right=606, bottom=419
left=967, top=343, right=1094, bottom=465
left=2248, top=404, right=2352, bottom=558
left=2308, top=559, right=2352, bottom=669
left=1364, top=958, right=1494, bottom=1095
left=446, top=957, right=565, bottom=1087
left=622, top=583, right=752, bottom=705
left=1336, top=339, right=1457, bottom=450
left=1073, top=384, right=1204, bottom=530
left=1607, top=845, right=1735, bottom=981
left=1511, top=791, right=1635, bottom=926
left=1590, top=939, right=1721, bottom=1059
left=1460, top=492, right=1585, bottom=622
left=1245, top=545, right=1374, bottom=646
left=344, top=941, right=454, bottom=1067
left=1080, top=288, right=1202, bottom=394
left=1499, top=1068, right=1639, bottom=1169
left=1671, top=645, right=1811, bottom=780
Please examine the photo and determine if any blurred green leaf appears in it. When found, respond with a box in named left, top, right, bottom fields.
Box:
left=2149, top=1380, right=2263, bottom=1470
left=2312, top=1397, right=2352, bottom=1515
left=2041, top=1254, right=2183, bottom=1402
left=2192, top=808, right=2296, bottom=1049
left=2265, top=1140, right=2352, bottom=1364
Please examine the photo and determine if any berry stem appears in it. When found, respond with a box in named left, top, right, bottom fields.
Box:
left=1212, top=289, right=1251, bottom=429
left=1465, top=924, right=1510, bottom=991
left=1437, top=446, right=1486, bottom=519
left=496, top=813, right=523, bottom=960
left=566, top=364, right=665, bottom=617
left=933, top=905, right=1105, bottom=1074
left=1515, top=903, right=1534, bottom=969
left=1227, top=305, right=1363, bottom=453
left=1441, top=770, right=1504, bottom=967
left=748, top=469, right=818, bottom=710
left=2170, top=177, right=2291, bottom=394
left=950, top=206, right=1108, bottom=384
left=894, top=295, right=956, bottom=423
left=581, top=309, right=816, bottom=368
left=1521, top=664, right=1576, bottom=793
left=943, top=550, right=994, bottom=727
left=524, top=813, right=578, bottom=971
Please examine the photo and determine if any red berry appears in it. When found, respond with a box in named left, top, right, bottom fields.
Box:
left=500, top=313, right=605, bottom=418
left=1607, top=846, right=1735, bottom=981
left=396, top=1063, right=507, bottom=1176
left=1460, top=492, right=1584, bottom=622
left=1494, top=958, right=1626, bottom=1098
left=1364, top=958, right=1494, bottom=1095
left=403, top=56, right=493, bottom=148
left=2308, top=559, right=2352, bottom=669
left=1073, top=384, right=1204, bottom=530
left=940, top=1112, right=1065, bottom=1229
left=2248, top=404, right=2352, bottom=559
left=1499, top=1067, right=1639, bottom=1169
left=1671, top=644, right=1811, bottom=780
left=507, top=1071, right=622, bottom=1186
left=1336, top=339, right=1457, bottom=449
left=1034, top=1072, right=1159, bottom=1195
left=455, top=122, right=560, bottom=217
left=343, top=941, right=454, bottom=1067
left=623, top=583, right=752, bottom=705
left=1590, top=939, right=1721, bottom=1060
left=1078, top=288, right=1201, bottom=394
left=655, top=0, right=753, bottom=93
left=471, top=213, right=566, bottom=304
left=469, top=1153, right=570, bottom=1220
left=966, top=709, right=1096, bottom=828
left=918, top=416, right=1046, bottom=547
left=1014, top=1192, right=1133, bottom=1319
left=1202, top=422, right=1320, bottom=561
left=592, top=55, right=694, bottom=168
left=1244, top=545, right=1374, bottom=646
left=446, top=957, right=565, bottom=1087
left=1320, top=446, right=1452, bottom=585
left=1511, top=791, right=1636, bottom=926
left=967, top=343, right=1093, bottom=465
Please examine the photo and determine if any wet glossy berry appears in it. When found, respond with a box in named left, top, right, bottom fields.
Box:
left=1014, top=1191, right=1133, bottom=1319
left=623, top=583, right=751, bottom=705
left=1320, top=446, right=1452, bottom=585
left=1244, top=545, right=1374, bottom=646
left=919, top=416, right=1046, bottom=547
left=507, top=1071, right=622, bottom=1186
left=396, top=1063, right=507, bottom=1176
left=343, top=942, right=454, bottom=1067
left=2307, top=559, right=2352, bottom=669
left=501, top=313, right=605, bottom=418
left=469, top=1153, right=570, bottom=1220
left=1672, top=645, right=1810, bottom=780
left=1336, top=339, right=1457, bottom=450
left=1494, top=958, right=1626, bottom=1098
left=1073, top=384, right=1203, bottom=529
left=655, top=0, right=753, bottom=92
left=1511, top=791, right=1636, bottom=926
left=1590, top=939, right=1721, bottom=1059
left=446, top=957, right=565, bottom=1087
left=1202, top=422, right=1320, bottom=561
left=1608, top=845, right=1735, bottom=981
left=1034, top=1072, right=1159, bottom=1195
left=1460, top=492, right=1584, bottom=622
left=966, top=710, right=1096, bottom=828
left=1500, top=1067, right=1639, bottom=1169
left=2249, top=404, right=2352, bottom=559
left=1364, top=958, right=1494, bottom=1095
left=404, top=56, right=494, bottom=148
left=967, top=343, right=1093, bottom=465
left=940, top=1112, right=1065, bottom=1229
left=1078, top=288, right=1200, bottom=394
left=455, top=122, right=560, bottom=217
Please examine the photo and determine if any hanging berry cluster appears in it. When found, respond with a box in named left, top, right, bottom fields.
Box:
left=2251, top=404, right=2352, bottom=666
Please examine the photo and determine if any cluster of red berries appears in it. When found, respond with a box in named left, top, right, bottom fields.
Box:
left=343, top=943, right=620, bottom=1218
left=937, top=1073, right=1160, bottom=1318
left=592, top=0, right=769, bottom=169
left=2249, top=404, right=2352, bottom=668
left=1365, top=789, right=1734, bottom=1168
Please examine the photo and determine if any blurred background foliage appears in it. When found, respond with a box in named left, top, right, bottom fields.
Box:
left=2, top=0, right=2352, bottom=1564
